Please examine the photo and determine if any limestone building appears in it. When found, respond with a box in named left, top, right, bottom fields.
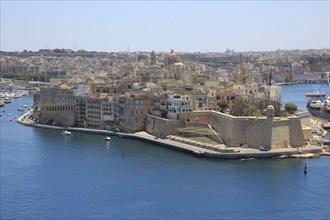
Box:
left=33, top=86, right=76, bottom=127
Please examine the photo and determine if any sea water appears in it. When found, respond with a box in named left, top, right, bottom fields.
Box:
left=1, top=86, right=329, bottom=219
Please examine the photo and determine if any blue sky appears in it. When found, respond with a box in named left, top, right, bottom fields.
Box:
left=1, top=1, right=329, bottom=52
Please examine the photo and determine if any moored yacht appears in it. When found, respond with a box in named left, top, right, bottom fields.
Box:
left=61, top=130, right=71, bottom=135
left=4, top=97, right=11, bottom=103
left=104, top=137, right=111, bottom=141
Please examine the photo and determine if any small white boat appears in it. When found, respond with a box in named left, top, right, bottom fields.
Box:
left=4, top=98, right=11, bottom=103
left=61, top=130, right=71, bottom=135
left=104, top=137, right=111, bottom=141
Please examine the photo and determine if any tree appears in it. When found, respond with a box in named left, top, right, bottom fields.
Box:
left=285, top=103, right=297, bottom=114
left=218, top=100, right=228, bottom=112
left=230, top=99, right=248, bottom=116
left=256, top=99, right=282, bottom=117
left=245, top=106, right=259, bottom=116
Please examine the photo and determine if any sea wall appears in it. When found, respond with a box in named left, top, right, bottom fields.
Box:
left=179, top=111, right=273, bottom=148
left=287, top=116, right=305, bottom=147
left=150, top=110, right=306, bottom=149
left=146, top=114, right=184, bottom=138
left=17, top=111, right=323, bottom=160
left=272, top=118, right=291, bottom=148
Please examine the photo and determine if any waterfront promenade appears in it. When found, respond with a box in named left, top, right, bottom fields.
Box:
left=17, top=110, right=324, bottom=160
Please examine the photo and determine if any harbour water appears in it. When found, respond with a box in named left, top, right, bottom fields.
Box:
left=281, top=83, right=329, bottom=110
left=1, top=85, right=330, bottom=219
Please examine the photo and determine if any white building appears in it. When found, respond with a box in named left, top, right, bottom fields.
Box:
left=167, top=94, right=193, bottom=119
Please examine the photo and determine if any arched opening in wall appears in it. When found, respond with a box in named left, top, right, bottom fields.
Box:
left=186, top=119, right=190, bottom=122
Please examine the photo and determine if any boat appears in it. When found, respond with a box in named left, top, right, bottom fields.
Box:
left=306, top=90, right=330, bottom=122
left=0, top=100, right=4, bottom=107
left=4, top=97, right=11, bottom=103
left=61, top=130, right=71, bottom=135
left=104, top=137, right=111, bottom=141
left=323, top=122, right=330, bottom=130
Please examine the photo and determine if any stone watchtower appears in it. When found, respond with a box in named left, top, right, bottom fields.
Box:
left=265, top=105, right=275, bottom=149
left=266, top=105, right=275, bottom=121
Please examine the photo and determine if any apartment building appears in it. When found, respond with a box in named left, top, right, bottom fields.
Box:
left=167, top=94, right=193, bottom=119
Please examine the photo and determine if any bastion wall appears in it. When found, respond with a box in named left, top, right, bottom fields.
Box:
left=146, top=110, right=305, bottom=149
left=146, top=115, right=184, bottom=138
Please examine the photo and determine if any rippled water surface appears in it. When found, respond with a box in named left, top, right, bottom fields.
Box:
left=1, top=87, right=329, bottom=219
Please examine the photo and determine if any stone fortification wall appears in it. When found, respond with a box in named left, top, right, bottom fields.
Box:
left=181, top=111, right=272, bottom=148
left=146, top=115, right=184, bottom=138
left=229, top=117, right=272, bottom=148
left=287, top=117, right=305, bottom=147
left=176, top=110, right=304, bottom=149
left=40, top=110, right=76, bottom=127
left=271, top=119, right=291, bottom=148
left=294, top=111, right=310, bottom=127
left=146, top=110, right=305, bottom=148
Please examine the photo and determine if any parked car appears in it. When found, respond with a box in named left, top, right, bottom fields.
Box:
left=240, top=144, right=248, bottom=148
left=259, top=146, right=270, bottom=151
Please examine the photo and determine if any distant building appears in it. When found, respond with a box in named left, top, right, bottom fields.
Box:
left=150, top=51, right=157, bottom=65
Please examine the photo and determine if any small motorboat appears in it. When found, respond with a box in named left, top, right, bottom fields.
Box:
left=104, top=137, right=111, bottom=141
left=61, top=130, right=71, bottom=135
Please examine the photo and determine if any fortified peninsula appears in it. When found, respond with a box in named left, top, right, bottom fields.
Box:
left=2, top=49, right=329, bottom=159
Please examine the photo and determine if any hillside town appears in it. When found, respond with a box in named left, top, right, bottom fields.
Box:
left=1, top=49, right=330, bottom=152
